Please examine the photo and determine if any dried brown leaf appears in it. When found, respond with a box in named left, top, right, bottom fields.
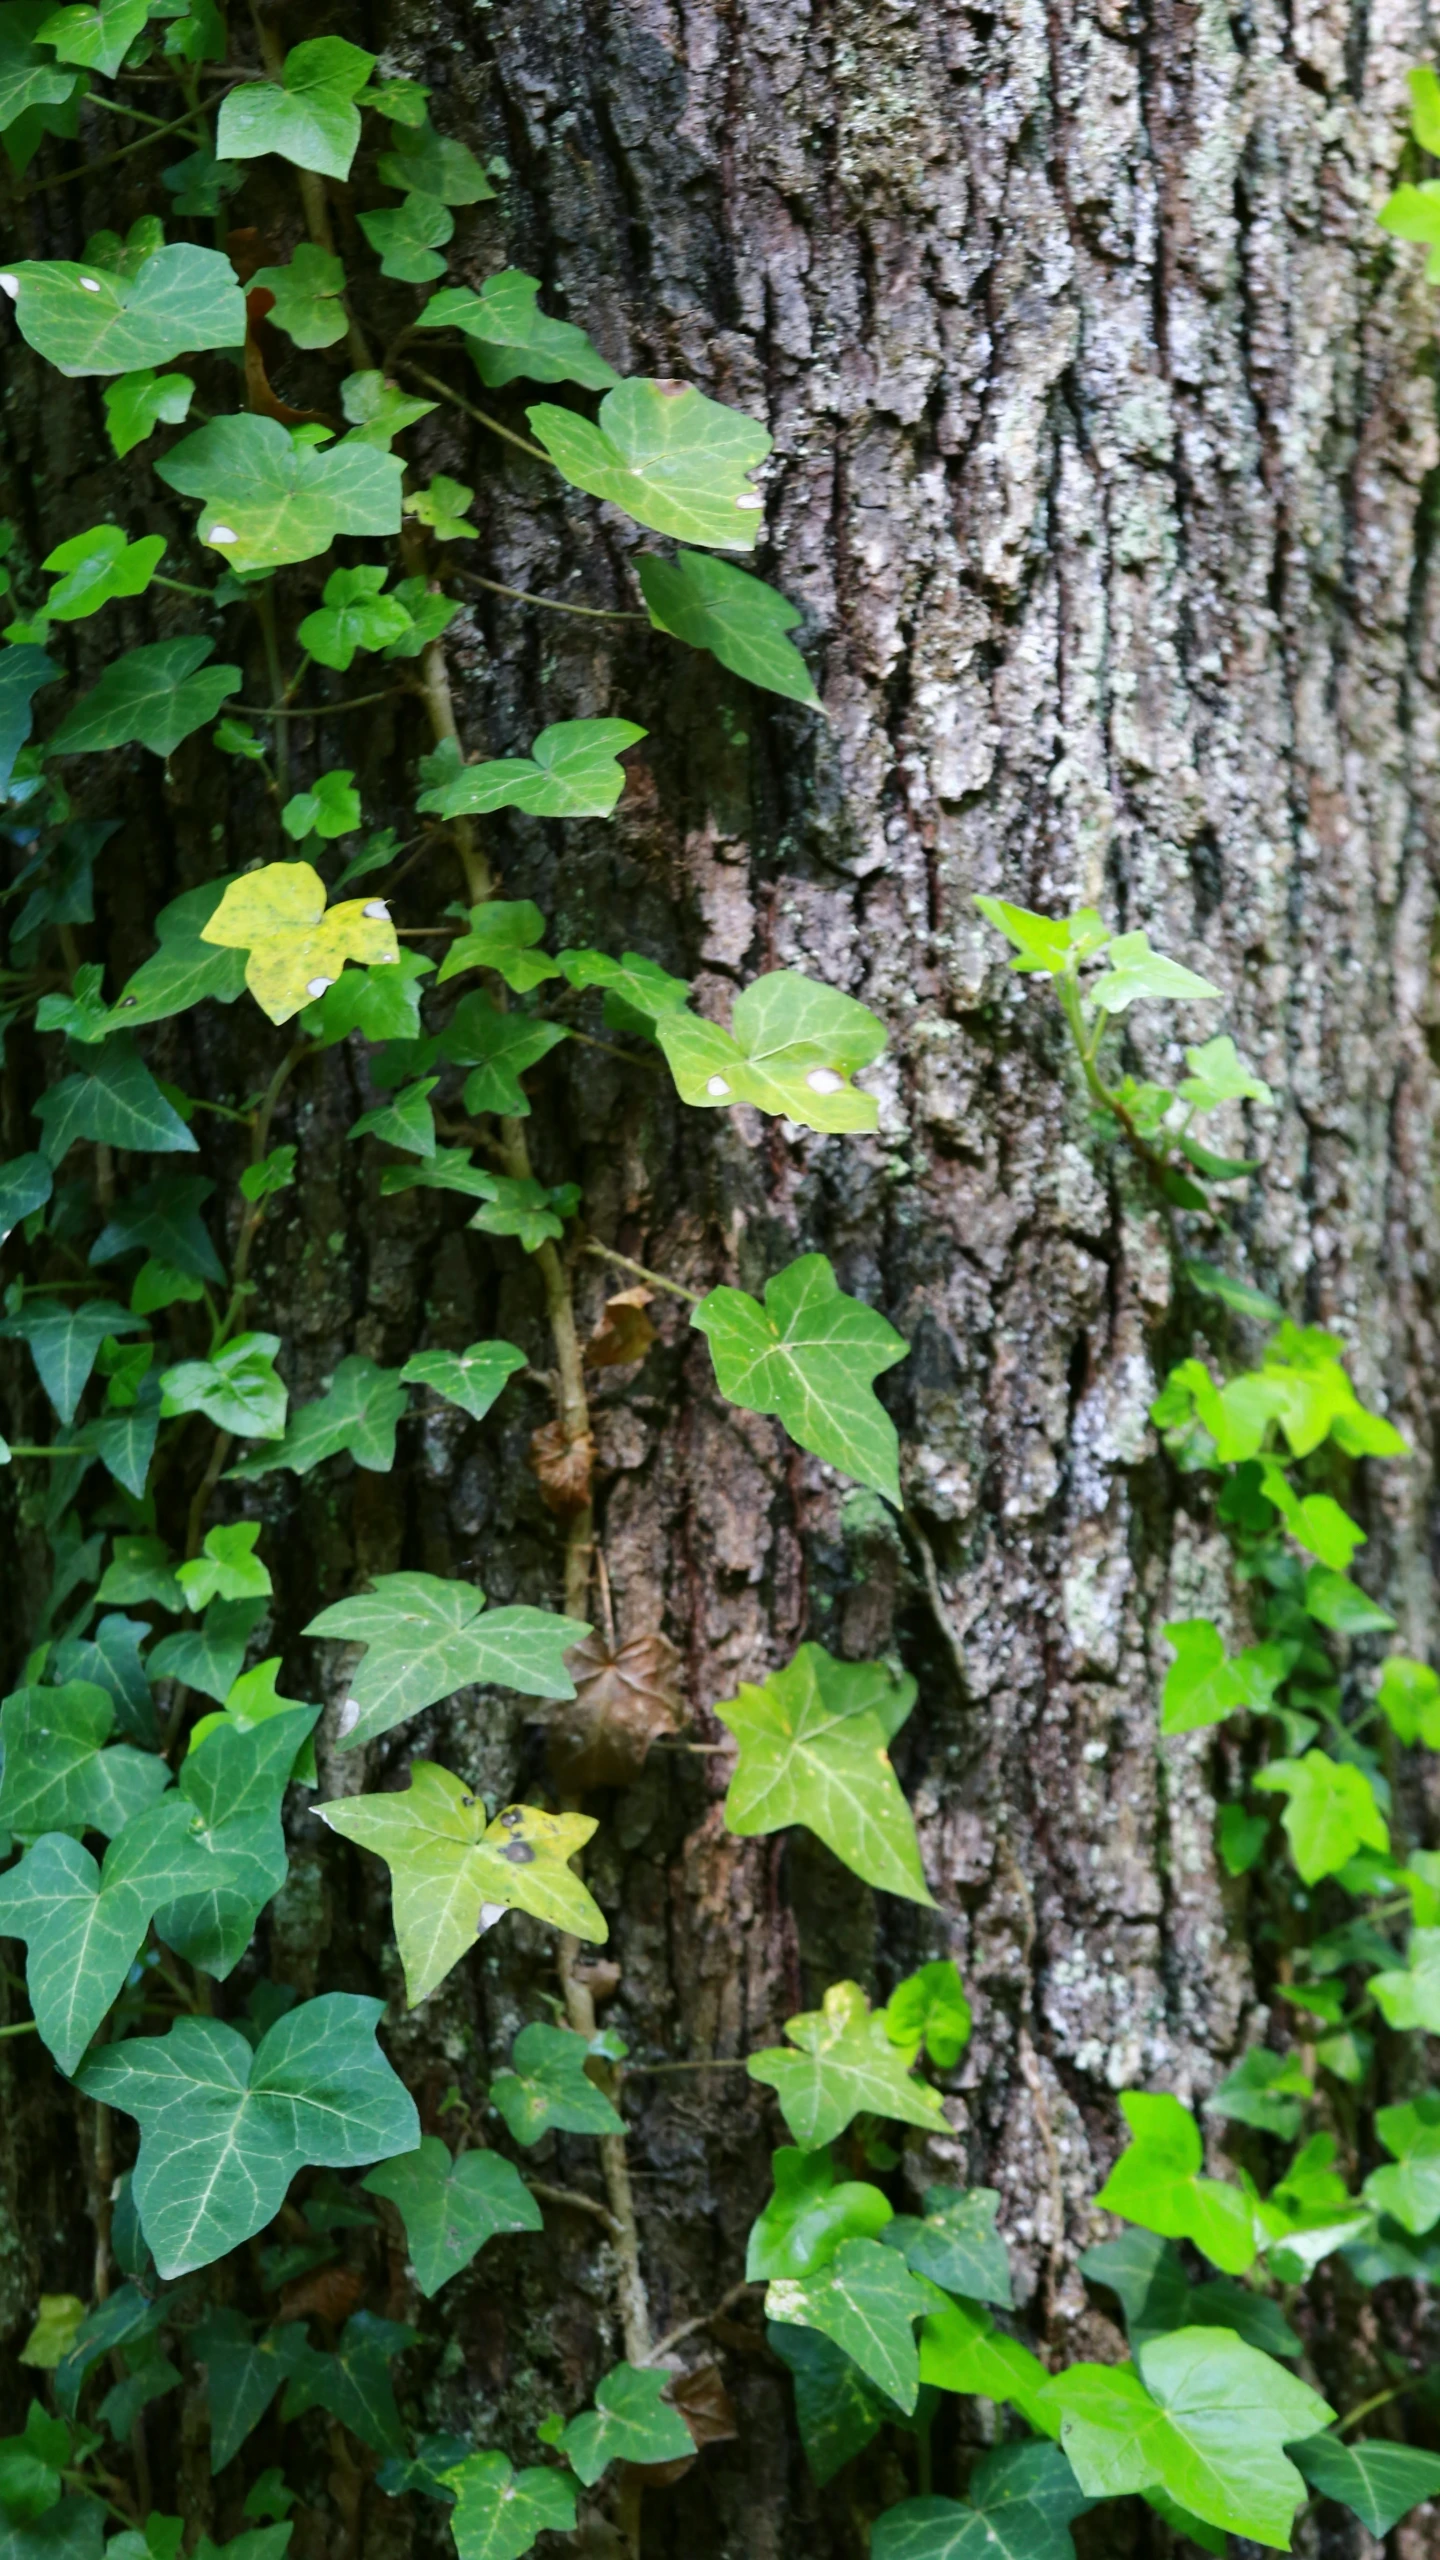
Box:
left=276, top=2264, right=365, bottom=2328
left=529, top=1419, right=595, bottom=1516
left=628, top=2365, right=738, bottom=2486
left=548, top=1631, right=684, bottom=1789
left=584, top=1287, right=656, bottom=1369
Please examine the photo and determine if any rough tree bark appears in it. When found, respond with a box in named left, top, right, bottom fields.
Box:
left=2, top=0, right=1439, bottom=2553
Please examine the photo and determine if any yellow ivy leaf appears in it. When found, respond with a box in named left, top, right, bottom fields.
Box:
left=201, top=860, right=400, bottom=1024
left=20, top=2293, right=86, bottom=2368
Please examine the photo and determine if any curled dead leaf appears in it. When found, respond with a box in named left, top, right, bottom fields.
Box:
left=548, top=1630, right=684, bottom=1788
left=629, top=2364, right=738, bottom=2486
left=529, top=1419, right=595, bottom=1516
left=584, top=1286, right=656, bottom=1369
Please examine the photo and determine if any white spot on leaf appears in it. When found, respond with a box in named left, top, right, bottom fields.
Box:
left=0, top=276, right=18, bottom=300
left=79, top=277, right=101, bottom=292
left=735, top=493, right=763, bottom=510
left=306, top=975, right=332, bottom=998
left=209, top=525, right=238, bottom=544
left=806, top=1067, right=844, bottom=1094
left=705, top=1074, right=731, bottom=1098
left=478, top=1901, right=507, bottom=1932
left=337, top=1697, right=360, bottom=1735
left=362, top=899, right=389, bottom=918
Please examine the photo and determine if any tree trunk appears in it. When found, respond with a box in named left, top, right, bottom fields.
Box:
left=2, top=0, right=1437, bottom=2553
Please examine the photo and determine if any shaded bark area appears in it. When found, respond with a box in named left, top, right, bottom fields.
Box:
left=4, top=0, right=1440, bottom=2552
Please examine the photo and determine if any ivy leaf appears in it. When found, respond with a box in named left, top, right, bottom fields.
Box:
left=1039, top=2327, right=1332, bottom=2549
left=441, top=2452, right=577, bottom=2560
left=52, top=1611, right=155, bottom=1745
left=282, top=768, right=361, bottom=843
left=1089, top=931, right=1221, bottom=1014
left=153, top=1709, right=319, bottom=1979
left=301, top=947, right=431, bottom=1044
left=156, top=416, right=404, bottom=573
left=399, top=1339, right=525, bottom=1423
left=403, top=469, right=474, bottom=541
left=973, top=896, right=1110, bottom=976
left=417, top=719, right=645, bottom=821
left=0, top=1298, right=146, bottom=1421
left=436, top=898, right=561, bottom=991
left=76, top=1993, right=418, bottom=2278
left=49, top=635, right=239, bottom=758
left=188, top=1657, right=318, bottom=1789
left=558, top=2365, right=694, bottom=2487
left=380, top=1148, right=498, bottom=1204
left=546, top=1629, right=682, bottom=1789
left=555, top=946, right=690, bottom=1036
left=320, top=1770, right=605, bottom=2003
left=357, top=193, right=453, bottom=284
left=160, top=1331, right=287, bottom=1438
left=1289, top=2433, right=1440, bottom=2536
left=487, top=2019, right=623, bottom=2145
left=767, top=2324, right=902, bottom=2484
left=747, top=1980, right=947, bottom=2150
left=89, top=1173, right=222, bottom=1284
left=0, top=2402, right=69, bottom=2519
left=1303, top=1566, right=1396, bottom=1633
left=870, top=2444, right=1092, bottom=2560
left=34, top=1042, right=197, bottom=1164
left=1252, top=1752, right=1388, bottom=1884
left=0, top=1680, right=169, bottom=1842
left=363, top=2137, right=541, bottom=2295
left=0, top=1149, right=52, bottom=1244
left=437, top=993, right=567, bottom=1117
left=0, top=642, right=58, bottom=790
left=249, top=244, right=347, bottom=350
left=745, top=2146, right=894, bottom=2281
left=529, top=380, right=770, bottom=549
left=192, top=2313, right=308, bottom=2474
left=1205, top=2049, right=1312, bottom=2141
left=215, top=36, right=375, bottom=180
left=880, top=2188, right=1012, bottom=2308
left=715, top=1641, right=930, bottom=1902
left=41, top=524, right=165, bottom=621
left=340, top=369, right=437, bottom=446
left=421, top=271, right=617, bottom=390
left=36, top=0, right=148, bottom=74
left=0, top=1795, right=227, bottom=2071
left=375, top=116, right=492, bottom=204
left=106, top=880, right=247, bottom=1030
left=1094, top=2093, right=1255, bottom=2276
left=692, top=1254, right=907, bottom=1505
left=883, top=1962, right=972, bottom=2070
left=96, top=1532, right=182, bottom=1613
left=638, top=550, right=817, bottom=703
left=349, top=1076, right=437, bottom=1154
left=1160, top=1620, right=1295, bottom=1735
left=1177, top=1033, right=1274, bottom=1113
left=297, top=565, right=412, bottom=671
left=658, top=969, right=883, bottom=1132
left=147, top=1596, right=265, bottom=1706
left=75, top=1386, right=160, bottom=1499
left=103, top=364, right=193, bottom=458
left=228, top=1354, right=408, bottom=1480
left=466, top=1171, right=580, bottom=1251
left=280, top=2313, right=416, bottom=2456
left=0, top=245, right=244, bottom=375
left=0, top=7, right=78, bottom=139
left=1361, top=2095, right=1440, bottom=2233
left=175, top=1522, right=270, bottom=1613
left=766, top=2238, right=936, bottom=2412
left=199, top=862, right=399, bottom=1024
left=305, top=1571, right=590, bottom=1749
left=1377, top=1655, right=1440, bottom=1746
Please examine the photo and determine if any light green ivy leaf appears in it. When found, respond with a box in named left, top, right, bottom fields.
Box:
left=251, top=244, right=348, bottom=350
left=880, top=2187, right=1012, bottom=2308
left=420, top=271, right=617, bottom=390
left=418, top=718, right=644, bottom=820
left=375, top=116, right=493, bottom=205
left=766, top=2237, right=937, bottom=2413
left=215, top=35, right=375, bottom=181
left=1361, top=2095, right=1440, bottom=2234
left=305, top=1570, right=590, bottom=1749
left=747, top=1979, right=947, bottom=2150
left=1094, top=2092, right=1255, bottom=2276
left=297, top=565, right=412, bottom=670
left=558, top=2364, right=693, bottom=2487
left=746, top=2146, right=894, bottom=2281
left=1252, top=1752, right=1388, bottom=1884
left=440, top=2452, right=576, bottom=2560
left=528, top=379, right=769, bottom=549
left=692, top=1253, right=908, bottom=1506
left=399, top=1339, right=525, bottom=1423
left=0, top=1680, right=169, bottom=1842
left=1159, top=1619, right=1295, bottom=1736
left=466, top=1170, right=580, bottom=1251
left=229, top=1354, right=407, bottom=1481
left=715, top=1641, right=931, bottom=1903
left=160, top=1331, right=286, bottom=1440
left=436, top=898, right=561, bottom=991
left=41, top=524, right=165, bottom=621
left=36, top=0, right=149, bottom=75
left=106, top=879, right=248, bottom=1030
left=0, top=243, right=244, bottom=375
left=156, top=415, right=404, bottom=573
left=358, top=193, right=452, bottom=284
left=320, top=1769, right=605, bottom=2002
left=658, top=968, right=884, bottom=1133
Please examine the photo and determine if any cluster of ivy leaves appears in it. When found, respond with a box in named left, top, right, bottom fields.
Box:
left=2, top=1, right=1440, bottom=2553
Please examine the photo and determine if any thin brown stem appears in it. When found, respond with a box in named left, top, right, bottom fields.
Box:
left=29, top=106, right=206, bottom=189
left=581, top=1238, right=701, bottom=1305
left=232, top=689, right=412, bottom=718
left=525, top=2179, right=621, bottom=2239
left=556, top=1940, right=650, bottom=2361
left=641, top=2280, right=763, bottom=2366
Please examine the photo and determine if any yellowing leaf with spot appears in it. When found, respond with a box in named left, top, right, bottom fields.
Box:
left=201, top=862, right=399, bottom=1025
left=318, top=1764, right=605, bottom=2004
